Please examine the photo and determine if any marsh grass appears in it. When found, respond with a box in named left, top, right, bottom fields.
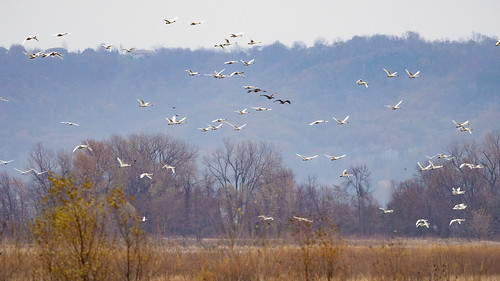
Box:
left=1, top=237, right=500, bottom=280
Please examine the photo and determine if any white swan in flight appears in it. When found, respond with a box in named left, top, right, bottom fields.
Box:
left=383, top=68, right=398, bottom=77
left=0, top=97, right=8, bottom=102
left=453, top=203, right=467, bottom=210
left=452, top=120, right=469, bottom=128
left=258, top=215, right=274, bottom=221
left=117, top=158, right=131, bottom=168
left=385, top=100, right=402, bottom=110
left=241, top=59, right=255, bottom=66
left=102, top=44, right=112, bottom=50
left=224, top=60, right=238, bottom=65
left=53, top=32, right=71, bottom=37
left=212, top=118, right=226, bottom=123
left=428, top=160, right=443, bottom=170
left=185, top=69, right=200, bottom=76
left=14, top=168, right=33, bottom=175
left=309, top=120, right=328, bottom=126
left=137, top=98, right=153, bottom=107
left=235, top=108, right=248, bottom=115
left=0, top=159, right=14, bottom=165
left=295, top=154, right=318, bottom=161
left=31, top=169, right=48, bottom=175
left=418, top=162, right=432, bottom=171
left=449, top=219, right=465, bottom=225
left=61, top=121, right=80, bottom=126
left=252, top=106, right=271, bottom=111
left=332, top=115, right=349, bottom=125
left=356, top=79, right=369, bottom=88
left=140, top=173, right=153, bottom=179
left=190, top=21, right=203, bottom=26
left=162, top=164, right=176, bottom=173
left=324, top=154, right=346, bottom=161
left=416, top=219, right=430, bottom=228
left=379, top=207, right=394, bottom=214
left=458, top=126, right=473, bottom=134
left=293, top=216, right=313, bottom=223
left=248, top=39, right=261, bottom=45
left=166, top=115, right=186, bottom=125
left=224, top=121, right=246, bottom=131
left=406, top=69, right=421, bottom=78
left=208, top=123, right=223, bottom=131
left=340, top=169, right=353, bottom=177
left=73, top=144, right=92, bottom=153
left=452, top=187, right=465, bottom=195
left=231, top=32, right=244, bottom=38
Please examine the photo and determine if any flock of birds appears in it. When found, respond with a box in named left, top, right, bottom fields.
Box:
left=3, top=18, right=499, bottom=229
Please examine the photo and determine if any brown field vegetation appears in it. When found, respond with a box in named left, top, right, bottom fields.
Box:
left=2, top=237, right=500, bottom=281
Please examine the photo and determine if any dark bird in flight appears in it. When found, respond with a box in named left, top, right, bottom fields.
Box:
left=274, top=99, right=291, bottom=104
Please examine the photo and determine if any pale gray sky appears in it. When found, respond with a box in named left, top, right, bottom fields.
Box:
left=2, top=0, right=499, bottom=52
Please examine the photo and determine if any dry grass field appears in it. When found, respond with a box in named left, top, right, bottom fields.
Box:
left=2, top=236, right=500, bottom=281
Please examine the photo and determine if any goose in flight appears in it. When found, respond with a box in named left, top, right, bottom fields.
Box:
left=309, top=120, right=328, bottom=126
left=140, top=173, right=153, bottom=179
left=248, top=88, right=266, bottom=93
left=14, top=168, right=33, bottom=175
left=73, top=144, right=92, bottom=153
left=356, top=79, right=369, bottom=88
left=162, top=164, right=176, bottom=173
left=385, top=100, right=402, bottom=110
left=241, top=59, right=255, bottom=66
left=449, top=219, right=465, bottom=225
left=416, top=219, right=430, bottom=228
left=122, top=47, right=135, bottom=53
left=406, top=69, right=421, bottom=78
left=452, top=187, right=465, bottom=195
left=234, top=108, right=248, bottom=115
left=252, top=106, right=271, bottom=111
left=332, top=115, right=349, bottom=125
left=293, top=216, right=313, bottom=223
left=383, top=68, right=398, bottom=77
left=340, top=169, right=353, bottom=177
left=452, top=120, right=469, bottom=128
left=23, top=36, right=38, bottom=44
left=0, top=97, right=9, bottom=102
left=324, top=154, right=346, bottom=161
left=164, top=17, right=178, bottom=24
left=428, top=160, right=443, bottom=170
left=137, top=98, right=153, bottom=107
left=61, top=121, right=80, bottom=126
left=260, top=93, right=276, bottom=100
left=1, top=159, right=14, bottom=165
left=295, top=154, right=318, bottom=161
left=248, top=39, right=261, bottom=45
left=274, top=99, right=291, bottom=104
left=418, top=162, right=432, bottom=171
left=231, top=32, right=244, bottom=38
left=224, top=121, right=246, bottom=131
left=53, top=32, right=70, bottom=37
left=453, top=203, right=467, bottom=210
left=166, top=115, right=186, bottom=125
left=379, top=207, right=394, bottom=214
left=117, top=158, right=131, bottom=168
left=102, top=44, right=112, bottom=50
left=185, top=69, right=200, bottom=76
left=224, top=60, right=239, bottom=65
left=258, top=215, right=274, bottom=221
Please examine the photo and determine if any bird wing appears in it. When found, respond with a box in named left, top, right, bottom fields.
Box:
left=342, top=115, right=350, bottom=123
left=395, top=100, right=403, bottom=107
left=332, top=117, right=341, bottom=123
left=117, top=158, right=125, bottom=165
left=414, top=71, right=420, bottom=76
left=406, top=69, right=412, bottom=76
left=383, top=68, right=391, bottom=75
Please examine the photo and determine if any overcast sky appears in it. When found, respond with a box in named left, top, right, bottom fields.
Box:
left=2, top=0, right=499, bottom=52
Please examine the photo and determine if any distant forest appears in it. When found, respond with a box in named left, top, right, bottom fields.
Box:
left=1, top=33, right=500, bottom=240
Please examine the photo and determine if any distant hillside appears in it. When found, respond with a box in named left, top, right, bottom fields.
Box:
left=1, top=32, right=499, bottom=203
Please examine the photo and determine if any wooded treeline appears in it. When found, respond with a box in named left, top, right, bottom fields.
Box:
left=1, top=131, right=499, bottom=241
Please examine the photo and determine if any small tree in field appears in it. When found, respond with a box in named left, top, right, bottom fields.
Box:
left=33, top=175, right=110, bottom=281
